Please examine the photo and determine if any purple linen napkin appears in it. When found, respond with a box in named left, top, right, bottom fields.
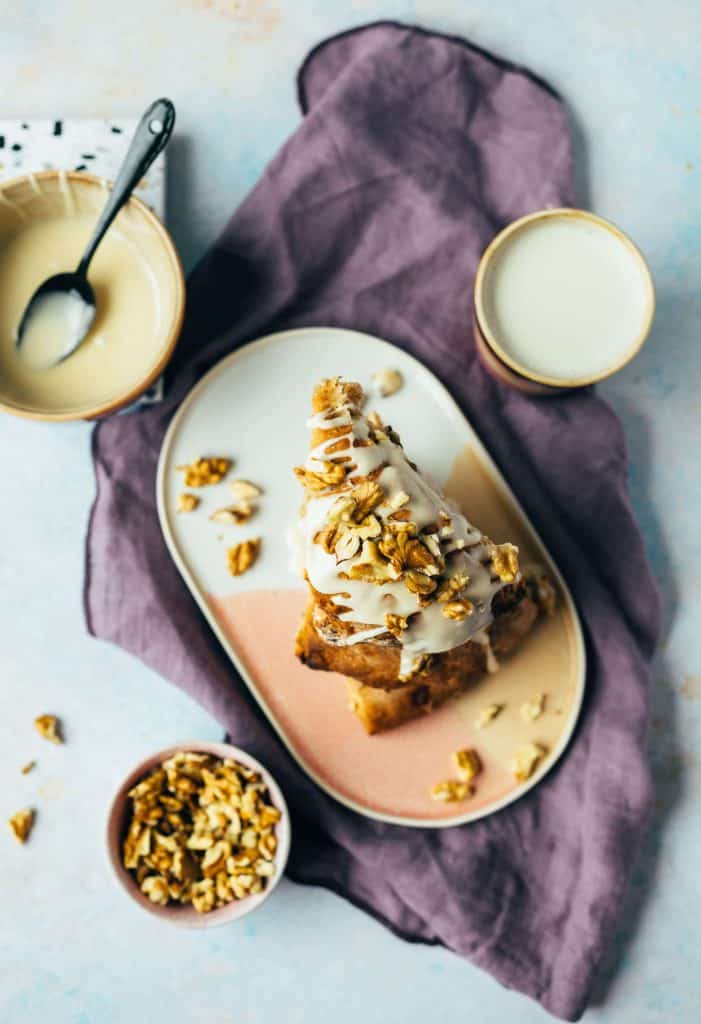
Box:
left=85, top=22, right=660, bottom=1020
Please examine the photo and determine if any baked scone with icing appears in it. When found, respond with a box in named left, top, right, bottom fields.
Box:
left=291, top=378, right=548, bottom=732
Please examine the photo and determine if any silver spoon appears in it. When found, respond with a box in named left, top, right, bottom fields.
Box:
left=15, top=98, right=175, bottom=367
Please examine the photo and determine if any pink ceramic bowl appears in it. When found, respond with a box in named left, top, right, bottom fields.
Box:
left=106, top=741, right=291, bottom=928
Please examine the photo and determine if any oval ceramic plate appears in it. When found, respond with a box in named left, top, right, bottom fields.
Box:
left=157, top=328, right=585, bottom=828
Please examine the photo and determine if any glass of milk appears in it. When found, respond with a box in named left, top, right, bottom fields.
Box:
left=473, top=209, right=655, bottom=394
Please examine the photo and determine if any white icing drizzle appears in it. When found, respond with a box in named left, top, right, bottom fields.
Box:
left=295, top=391, right=518, bottom=668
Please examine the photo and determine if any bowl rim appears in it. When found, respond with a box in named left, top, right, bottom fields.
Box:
left=473, top=206, right=656, bottom=389
left=105, top=740, right=291, bottom=928
left=0, top=169, right=185, bottom=422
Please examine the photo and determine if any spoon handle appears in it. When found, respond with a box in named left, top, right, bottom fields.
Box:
left=77, top=98, right=175, bottom=277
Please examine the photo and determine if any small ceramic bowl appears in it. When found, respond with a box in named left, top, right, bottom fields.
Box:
left=0, top=170, right=184, bottom=421
left=106, top=741, right=291, bottom=928
left=473, top=207, right=655, bottom=395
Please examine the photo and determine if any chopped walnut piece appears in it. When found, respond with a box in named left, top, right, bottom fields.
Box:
left=385, top=612, right=408, bottom=638
left=230, top=479, right=262, bottom=502
left=441, top=599, right=474, bottom=621
left=141, top=875, right=170, bottom=905
left=34, top=714, right=62, bottom=744
left=122, top=752, right=283, bottom=913
left=21, top=761, right=36, bottom=775
left=430, top=780, right=472, bottom=803
left=475, top=704, right=503, bottom=729
left=8, top=808, right=34, bottom=843
left=348, top=541, right=401, bottom=584
left=211, top=503, right=255, bottom=525
left=371, top=368, right=403, bottom=397
left=227, top=538, right=261, bottom=576
left=436, top=572, right=470, bottom=603
left=404, top=570, right=437, bottom=599
left=512, top=743, right=547, bottom=782
left=453, top=748, right=481, bottom=782
left=177, top=493, right=200, bottom=514
left=177, top=457, right=231, bottom=487
left=294, top=461, right=348, bottom=493
left=490, top=542, right=519, bottom=583
left=521, top=693, right=546, bottom=723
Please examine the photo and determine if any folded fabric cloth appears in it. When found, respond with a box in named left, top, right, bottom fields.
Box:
left=84, top=22, right=660, bottom=1020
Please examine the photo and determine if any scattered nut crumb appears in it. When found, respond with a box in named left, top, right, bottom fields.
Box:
left=475, top=704, right=503, bottom=729
left=371, top=368, right=403, bottom=397
left=177, top=457, right=231, bottom=487
left=34, top=715, right=62, bottom=744
left=430, top=779, right=472, bottom=802
left=21, top=761, right=36, bottom=775
left=227, top=538, right=261, bottom=576
left=512, top=743, right=547, bottom=783
left=177, top=493, right=200, bottom=514
left=8, top=808, right=34, bottom=843
left=452, top=748, right=481, bottom=782
left=122, top=751, right=282, bottom=913
left=210, top=503, right=255, bottom=525
left=230, top=479, right=262, bottom=502
left=521, top=693, right=546, bottom=723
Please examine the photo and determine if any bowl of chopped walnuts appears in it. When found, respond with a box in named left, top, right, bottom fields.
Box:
left=106, top=742, right=290, bottom=926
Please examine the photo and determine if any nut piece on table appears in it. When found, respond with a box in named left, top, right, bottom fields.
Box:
left=34, top=714, right=62, bottom=744
left=475, top=704, right=503, bottom=729
left=177, top=493, right=200, bottom=514
left=452, top=748, right=482, bottom=783
left=177, top=457, right=231, bottom=487
left=211, top=503, right=255, bottom=525
left=430, top=779, right=472, bottom=803
left=512, top=742, right=547, bottom=783
left=230, top=479, right=263, bottom=502
left=521, top=693, right=546, bottom=723
left=371, top=368, right=403, bottom=397
left=227, top=538, right=261, bottom=576
left=8, top=808, right=35, bottom=843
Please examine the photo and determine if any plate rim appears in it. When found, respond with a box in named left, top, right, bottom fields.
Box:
left=156, top=326, right=586, bottom=828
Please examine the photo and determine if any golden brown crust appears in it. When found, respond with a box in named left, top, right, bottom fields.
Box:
left=344, top=595, right=539, bottom=733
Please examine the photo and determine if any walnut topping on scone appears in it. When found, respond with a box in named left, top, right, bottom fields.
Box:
left=8, top=808, right=34, bottom=844
left=227, top=539, right=261, bottom=576
left=34, top=714, right=62, bottom=744
left=489, top=542, right=520, bottom=584
left=177, top=457, right=231, bottom=487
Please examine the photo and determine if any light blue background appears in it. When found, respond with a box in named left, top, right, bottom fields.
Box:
left=1, top=2, right=699, bottom=1021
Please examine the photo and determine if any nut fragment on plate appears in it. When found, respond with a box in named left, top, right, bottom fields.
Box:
left=176, top=457, right=231, bottom=487
left=34, top=714, right=62, bottom=744
left=21, top=761, right=36, bottom=775
left=475, top=704, right=503, bottom=729
left=177, top=493, right=200, bottom=514
left=122, top=751, right=282, bottom=913
left=211, top=503, right=255, bottom=525
left=8, top=808, right=34, bottom=843
left=230, top=479, right=262, bottom=502
left=512, top=742, right=547, bottom=783
left=430, top=779, right=472, bottom=803
left=371, top=368, right=403, bottom=397
left=227, top=538, right=261, bottom=576
left=521, top=693, right=546, bottom=723
left=452, top=748, right=481, bottom=782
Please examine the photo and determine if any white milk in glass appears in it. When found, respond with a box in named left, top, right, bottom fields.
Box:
left=481, top=215, right=652, bottom=383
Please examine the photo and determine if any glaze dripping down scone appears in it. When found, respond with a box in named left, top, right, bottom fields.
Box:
left=291, top=378, right=551, bottom=733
